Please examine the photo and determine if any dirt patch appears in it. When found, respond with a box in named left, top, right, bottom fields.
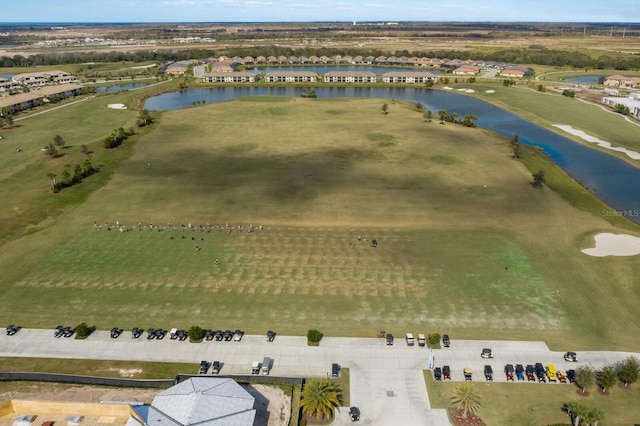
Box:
left=241, top=384, right=291, bottom=426
left=0, top=382, right=157, bottom=404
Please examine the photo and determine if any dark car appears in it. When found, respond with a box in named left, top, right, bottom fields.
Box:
left=464, top=367, right=473, bottom=381
left=223, top=330, right=233, bottom=341
left=62, top=326, right=75, bottom=338
left=177, top=329, right=188, bottom=341
left=267, top=330, right=276, bottom=342
left=433, top=367, right=442, bottom=381
left=525, top=364, right=536, bottom=382
left=110, top=327, right=123, bottom=338
left=515, top=364, right=525, bottom=381
left=564, top=351, right=578, bottom=362
left=155, top=328, right=166, bottom=339
left=386, top=333, right=394, bottom=346
left=204, top=329, right=213, bottom=341
left=443, top=365, right=451, bottom=380
left=6, top=325, right=18, bottom=336
left=349, top=407, right=360, bottom=421
left=331, top=363, right=340, bottom=378
left=370, top=239, right=377, bottom=247
left=535, top=363, right=546, bottom=383
left=504, top=364, right=515, bottom=381
left=567, top=369, right=576, bottom=383
left=54, top=325, right=64, bottom=338
left=214, top=330, right=223, bottom=341
left=481, top=348, right=493, bottom=359
left=442, top=334, right=450, bottom=348
left=484, top=365, right=494, bottom=381
left=211, top=360, right=221, bottom=374
left=131, top=327, right=143, bottom=338
left=147, top=328, right=156, bottom=340
left=198, top=360, right=209, bottom=375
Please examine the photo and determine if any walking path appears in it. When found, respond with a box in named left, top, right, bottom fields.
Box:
left=1, top=330, right=638, bottom=425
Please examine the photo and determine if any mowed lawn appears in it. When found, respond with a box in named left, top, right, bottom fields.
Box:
left=0, top=96, right=639, bottom=350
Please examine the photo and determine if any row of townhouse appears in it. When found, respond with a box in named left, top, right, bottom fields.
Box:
left=0, top=83, right=83, bottom=114
left=11, top=70, right=78, bottom=87
left=202, top=70, right=440, bottom=84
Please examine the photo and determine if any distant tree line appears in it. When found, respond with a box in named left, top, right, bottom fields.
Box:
left=2, top=45, right=639, bottom=71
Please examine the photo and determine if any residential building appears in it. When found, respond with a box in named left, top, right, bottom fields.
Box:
left=381, top=71, right=438, bottom=84
left=12, top=70, right=78, bottom=87
left=263, top=71, right=317, bottom=83
left=452, top=65, right=480, bottom=76
left=0, top=83, right=83, bottom=113
left=323, top=71, right=377, bottom=83
left=203, top=71, right=256, bottom=83
left=604, top=75, right=640, bottom=88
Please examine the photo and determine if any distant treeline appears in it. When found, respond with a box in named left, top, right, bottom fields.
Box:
left=1, top=45, right=638, bottom=71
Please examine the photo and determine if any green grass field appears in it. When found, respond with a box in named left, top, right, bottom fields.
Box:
left=425, top=372, right=640, bottom=426
left=0, top=93, right=639, bottom=352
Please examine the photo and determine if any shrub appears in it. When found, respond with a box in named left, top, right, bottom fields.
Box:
left=562, top=89, right=575, bottom=98
left=307, top=329, right=323, bottom=346
left=188, top=325, right=204, bottom=342
left=75, top=322, right=94, bottom=339
left=428, top=333, right=441, bottom=348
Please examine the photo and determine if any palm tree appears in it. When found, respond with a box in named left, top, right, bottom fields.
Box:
left=300, top=379, right=341, bottom=421
left=46, top=173, right=57, bottom=192
left=450, top=382, right=481, bottom=419
left=531, top=169, right=546, bottom=188
left=381, top=103, right=389, bottom=114
left=567, top=401, right=587, bottom=426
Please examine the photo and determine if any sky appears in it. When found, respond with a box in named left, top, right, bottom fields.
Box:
left=0, top=0, right=638, bottom=23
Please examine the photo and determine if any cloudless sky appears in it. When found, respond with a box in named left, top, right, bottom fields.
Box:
left=0, top=0, right=638, bottom=23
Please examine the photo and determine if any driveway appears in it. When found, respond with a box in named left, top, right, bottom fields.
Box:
left=1, top=330, right=638, bottom=425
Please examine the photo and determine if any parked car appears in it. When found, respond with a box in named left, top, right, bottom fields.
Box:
left=386, top=333, right=394, bottom=346
left=131, top=327, right=143, bottom=339
left=331, top=363, right=340, bottom=378
left=484, top=365, right=494, bottom=381
left=251, top=361, right=260, bottom=375
left=504, top=364, right=515, bottom=381
left=211, top=361, right=221, bottom=374
left=405, top=333, right=414, bottom=346
left=443, top=365, right=451, bottom=380
left=442, top=334, right=450, bottom=347
left=198, top=360, right=209, bottom=375
left=349, top=407, right=360, bottom=421
left=481, top=348, right=493, bottom=359
left=557, top=370, right=568, bottom=383
left=464, top=367, right=473, bottom=381
left=564, top=351, right=578, bottom=362
left=267, top=330, right=276, bottom=342
left=6, top=325, right=18, bottom=336
left=110, top=327, right=123, bottom=338
left=261, top=357, right=271, bottom=375
left=515, top=364, right=525, bottom=381
left=418, top=334, right=426, bottom=347
left=525, top=365, right=536, bottom=382
left=433, top=367, right=442, bottom=381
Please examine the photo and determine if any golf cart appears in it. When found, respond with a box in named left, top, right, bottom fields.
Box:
left=442, top=334, right=450, bottom=347
left=110, top=327, right=123, bottom=338
left=525, top=365, right=536, bottom=382
left=557, top=370, right=568, bottom=383
left=564, top=351, right=578, bottom=362
left=481, top=348, right=493, bottom=359
left=464, top=367, right=473, bottom=381
left=6, top=325, right=18, bottom=336
left=267, top=330, right=276, bottom=342
left=386, top=333, right=394, bottom=345
left=198, top=360, right=209, bottom=375
left=443, top=365, right=451, bottom=380
left=211, top=361, right=221, bottom=374
left=504, top=364, right=515, bottom=381
left=515, top=364, right=525, bottom=381
left=484, top=365, right=494, bottom=381
left=349, top=407, right=360, bottom=421
left=131, top=327, right=143, bottom=338
left=433, top=367, right=442, bottom=381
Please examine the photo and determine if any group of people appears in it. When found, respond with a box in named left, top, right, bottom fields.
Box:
left=93, top=220, right=265, bottom=235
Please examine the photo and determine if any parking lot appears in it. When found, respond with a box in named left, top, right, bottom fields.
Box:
left=1, top=329, right=638, bottom=425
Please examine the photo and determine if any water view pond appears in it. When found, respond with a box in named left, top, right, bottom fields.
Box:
left=563, top=76, right=605, bottom=84
left=94, top=82, right=149, bottom=92
left=145, top=86, right=640, bottom=223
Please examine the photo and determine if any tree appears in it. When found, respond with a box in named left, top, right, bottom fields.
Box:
left=618, top=356, right=640, bottom=386
left=44, top=142, right=58, bottom=158
left=46, top=173, right=58, bottom=192
left=137, top=109, right=152, bottom=127
left=582, top=407, right=605, bottom=426
left=423, top=110, right=432, bottom=122
left=381, top=103, right=389, bottom=114
left=61, top=164, right=71, bottom=185
left=81, top=144, right=89, bottom=155
left=567, top=401, right=587, bottom=426
left=462, top=114, right=477, bottom=127
left=82, top=158, right=94, bottom=177
left=450, top=383, right=481, bottom=419
left=188, top=325, right=204, bottom=342
left=300, top=379, right=341, bottom=421
left=438, top=109, right=449, bottom=122
left=537, top=84, right=546, bottom=92
left=615, top=104, right=630, bottom=115
left=511, top=135, right=523, bottom=159
left=531, top=169, right=546, bottom=188
left=415, top=102, right=424, bottom=112
left=53, top=134, right=66, bottom=148
left=562, top=89, right=576, bottom=98
left=596, top=364, right=617, bottom=392
left=575, top=365, right=596, bottom=394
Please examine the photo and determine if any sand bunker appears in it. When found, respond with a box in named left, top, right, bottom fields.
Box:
left=107, top=103, right=127, bottom=110
left=443, top=86, right=453, bottom=90
left=581, top=233, right=640, bottom=257
left=553, top=124, right=640, bottom=160
left=131, top=63, right=157, bottom=69
left=485, top=90, right=495, bottom=93
left=465, top=89, right=475, bottom=93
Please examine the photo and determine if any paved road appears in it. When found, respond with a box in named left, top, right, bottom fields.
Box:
left=1, top=330, right=637, bottom=426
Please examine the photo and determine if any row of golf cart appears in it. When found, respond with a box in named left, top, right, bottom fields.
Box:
left=202, top=329, right=245, bottom=341
left=198, top=360, right=222, bottom=375
left=6, top=325, right=19, bottom=336
left=54, top=325, right=75, bottom=338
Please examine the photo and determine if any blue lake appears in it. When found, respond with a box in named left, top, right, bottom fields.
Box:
left=145, top=86, right=640, bottom=224
left=564, top=75, right=605, bottom=84
left=94, top=83, right=149, bottom=92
